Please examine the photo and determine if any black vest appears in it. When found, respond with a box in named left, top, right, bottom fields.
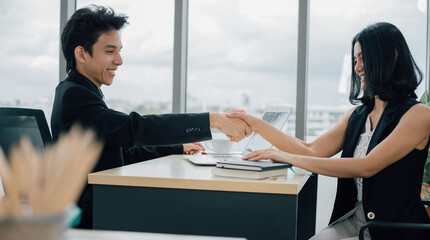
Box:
left=329, top=98, right=430, bottom=240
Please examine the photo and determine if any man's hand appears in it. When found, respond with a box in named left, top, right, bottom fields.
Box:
left=183, top=142, right=205, bottom=155
left=226, top=111, right=263, bottom=132
left=209, top=113, right=252, bottom=142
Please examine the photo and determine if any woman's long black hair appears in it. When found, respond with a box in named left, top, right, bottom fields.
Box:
left=349, top=22, right=422, bottom=105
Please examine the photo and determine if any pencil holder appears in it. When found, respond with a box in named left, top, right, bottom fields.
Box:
left=0, top=212, right=66, bottom=240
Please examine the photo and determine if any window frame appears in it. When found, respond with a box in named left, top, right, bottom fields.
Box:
left=60, top=0, right=430, bottom=139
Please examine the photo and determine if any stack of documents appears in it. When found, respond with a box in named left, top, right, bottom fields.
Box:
left=212, top=159, right=291, bottom=179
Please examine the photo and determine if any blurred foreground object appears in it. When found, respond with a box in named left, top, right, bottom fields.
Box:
left=0, top=126, right=102, bottom=240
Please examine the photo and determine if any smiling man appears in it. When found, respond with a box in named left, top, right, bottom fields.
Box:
left=75, top=30, right=122, bottom=88
left=51, top=5, right=250, bottom=229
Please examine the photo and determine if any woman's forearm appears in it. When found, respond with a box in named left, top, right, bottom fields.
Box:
left=254, top=119, right=315, bottom=156
left=290, top=155, right=371, bottom=178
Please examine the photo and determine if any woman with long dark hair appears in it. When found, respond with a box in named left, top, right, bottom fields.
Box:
left=229, top=22, right=430, bottom=239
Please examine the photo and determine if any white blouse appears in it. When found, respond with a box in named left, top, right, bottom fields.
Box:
left=353, top=116, right=374, bottom=201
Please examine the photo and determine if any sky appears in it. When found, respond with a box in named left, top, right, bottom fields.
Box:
left=0, top=0, right=427, bottom=114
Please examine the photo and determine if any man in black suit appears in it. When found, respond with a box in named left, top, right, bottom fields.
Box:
left=52, top=6, right=250, bottom=229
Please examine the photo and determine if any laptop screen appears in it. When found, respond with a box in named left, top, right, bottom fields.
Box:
left=241, top=106, right=292, bottom=155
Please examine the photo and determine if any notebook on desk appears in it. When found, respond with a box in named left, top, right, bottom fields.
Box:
left=184, top=106, right=293, bottom=166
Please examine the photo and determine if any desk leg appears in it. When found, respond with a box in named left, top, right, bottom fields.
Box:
left=297, top=174, right=318, bottom=240
left=93, top=185, right=303, bottom=240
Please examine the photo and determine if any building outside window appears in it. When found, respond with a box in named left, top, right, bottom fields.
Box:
left=187, top=0, right=298, bottom=138
left=0, top=0, right=60, bottom=123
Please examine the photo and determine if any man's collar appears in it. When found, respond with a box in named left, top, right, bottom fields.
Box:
left=68, top=69, right=104, bottom=99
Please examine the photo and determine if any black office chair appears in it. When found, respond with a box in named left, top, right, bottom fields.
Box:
left=0, top=107, right=83, bottom=226
left=0, top=107, right=52, bottom=157
left=359, top=220, right=430, bottom=240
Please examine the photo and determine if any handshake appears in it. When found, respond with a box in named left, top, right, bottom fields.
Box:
left=209, top=110, right=260, bottom=142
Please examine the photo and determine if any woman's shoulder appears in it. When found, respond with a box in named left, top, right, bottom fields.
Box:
left=347, top=105, right=360, bottom=115
left=407, top=102, right=430, bottom=117
left=338, top=106, right=360, bottom=126
left=398, top=102, right=430, bottom=150
left=346, top=105, right=365, bottom=119
left=400, top=103, right=430, bottom=129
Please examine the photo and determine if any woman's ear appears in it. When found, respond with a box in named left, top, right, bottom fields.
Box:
left=74, top=46, right=87, bottom=64
left=394, top=49, right=398, bottom=60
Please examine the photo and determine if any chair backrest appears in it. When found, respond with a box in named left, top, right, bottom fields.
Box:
left=0, top=107, right=52, bottom=158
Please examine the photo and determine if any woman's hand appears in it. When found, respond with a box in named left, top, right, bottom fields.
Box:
left=183, top=142, right=205, bottom=155
left=226, top=110, right=263, bottom=132
left=242, top=148, right=295, bottom=164
left=209, top=112, right=252, bottom=142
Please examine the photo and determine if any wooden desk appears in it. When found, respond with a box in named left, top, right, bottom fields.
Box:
left=65, top=229, right=246, bottom=240
left=89, top=155, right=317, bottom=240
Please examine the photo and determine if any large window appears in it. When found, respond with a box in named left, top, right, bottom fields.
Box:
left=187, top=0, right=298, bottom=136
left=0, top=0, right=59, bottom=122
left=77, top=0, right=175, bottom=114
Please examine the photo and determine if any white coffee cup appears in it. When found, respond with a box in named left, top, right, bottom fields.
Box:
left=205, top=139, right=233, bottom=154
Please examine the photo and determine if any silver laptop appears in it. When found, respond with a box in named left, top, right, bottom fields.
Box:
left=185, top=106, right=293, bottom=165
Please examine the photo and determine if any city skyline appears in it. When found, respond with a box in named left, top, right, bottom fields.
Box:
left=0, top=0, right=427, bottom=120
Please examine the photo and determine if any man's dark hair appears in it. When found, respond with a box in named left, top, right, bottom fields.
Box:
left=61, top=5, right=129, bottom=73
left=349, top=22, right=422, bottom=105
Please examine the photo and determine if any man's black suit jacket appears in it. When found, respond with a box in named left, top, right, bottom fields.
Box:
left=51, top=69, right=212, bottom=228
